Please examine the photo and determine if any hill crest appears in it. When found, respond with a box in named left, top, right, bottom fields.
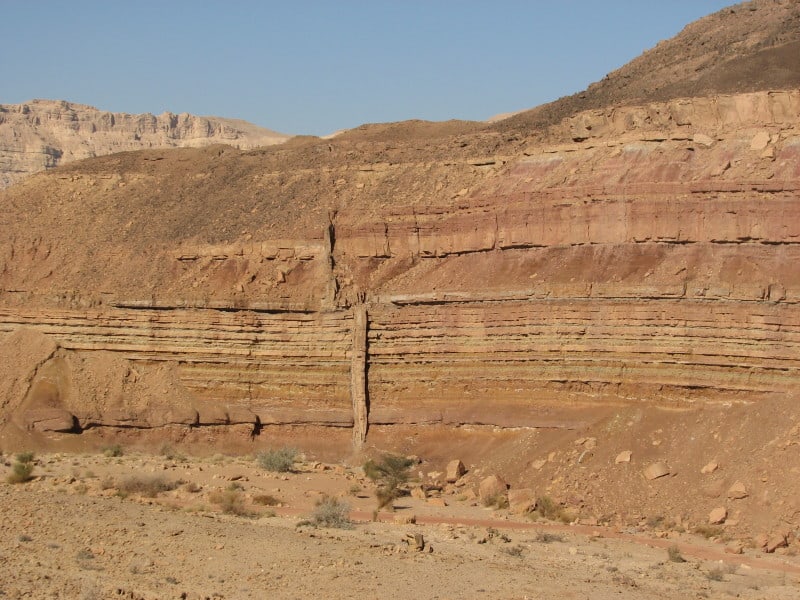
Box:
left=0, top=98, right=291, bottom=189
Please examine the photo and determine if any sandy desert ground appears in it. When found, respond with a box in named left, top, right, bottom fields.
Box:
left=1, top=450, right=799, bottom=600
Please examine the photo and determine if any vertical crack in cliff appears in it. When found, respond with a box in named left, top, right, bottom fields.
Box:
left=324, top=212, right=340, bottom=310
left=350, top=305, right=369, bottom=447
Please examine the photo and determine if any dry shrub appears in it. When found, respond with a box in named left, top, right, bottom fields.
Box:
left=534, top=531, right=564, bottom=544
left=253, top=494, right=281, bottom=506
left=256, top=447, right=298, bottom=473
left=183, top=481, right=202, bottom=493
left=667, top=545, right=686, bottom=563
left=160, top=444, right=186, bottom=462
left=102, top=445, right=123, bottom=457
left=532, top=496, right=572, bottom=523
left=310, top=495, right=352, bottom=529
left=482, top=493, right=509, bottom=510
left=694, top=524, right=724, bottom=539
left=117, top=475, right=177, bottom=498
left=209, top=489, right=250, bottom=516
left=500, top=544, right=525, bottom=557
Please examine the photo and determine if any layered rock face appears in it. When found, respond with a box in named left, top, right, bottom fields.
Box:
left=343, top=91, right=800, bottom=430
left=0, top=90, right=797, bottom=451
left=0, top=99, right=290, bottom=189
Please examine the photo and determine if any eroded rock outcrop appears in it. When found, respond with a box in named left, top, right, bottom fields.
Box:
left=0, top=99, right=291, bottom=189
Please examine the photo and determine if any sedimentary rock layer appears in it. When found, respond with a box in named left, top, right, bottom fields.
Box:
left=0, top=91, right=798, bottom=447
left=0, top=309, right=353, bottom=432
left=367, top=297, right=799, bottom=426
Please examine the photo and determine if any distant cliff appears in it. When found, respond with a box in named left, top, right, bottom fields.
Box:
left=0, top=99, right=291, bottom=188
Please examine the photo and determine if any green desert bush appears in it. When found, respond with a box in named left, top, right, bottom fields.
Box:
left=16, top=451, right=35, bottom=464
left=364, top=454, right=413, bottom=516
left=256, top=447, right=298, bottom=473
left=7, top=460, right=34, bottom=484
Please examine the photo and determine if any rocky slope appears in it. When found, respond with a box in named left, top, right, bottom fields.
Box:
left=2, top=453, right=799, bottom=600
left=0, top=99, right=291, bottom=189
left=1, top=0, right=799, bottom=537
left=495, top=0, right=800, bottom=134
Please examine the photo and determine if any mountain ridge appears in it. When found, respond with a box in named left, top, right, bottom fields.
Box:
left=0, top=98, right=291, bottom=189
left=492, top=0, right=800, bottom=134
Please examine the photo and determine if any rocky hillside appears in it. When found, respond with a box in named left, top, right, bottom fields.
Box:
left=495, top=0, right=800, bottom=134
left=0, top=99, right=291, bottom=189
left=1, top=0, right=799, bottom=538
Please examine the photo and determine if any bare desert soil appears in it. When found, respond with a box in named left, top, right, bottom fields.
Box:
left=2, top=451, right=799, bottom=600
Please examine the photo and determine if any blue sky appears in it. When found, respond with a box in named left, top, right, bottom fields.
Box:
left=1, top=1, right=734, bottom=136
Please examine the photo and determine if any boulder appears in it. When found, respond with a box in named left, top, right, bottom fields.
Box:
left=708, top=506, right=727, bottom=525
left=615, top=451, right=632, bottom=464
left=410, top=486, right=427, bottom=500
left=478, top=475, right=508, bottom=504
left=700, top=462, right=719, bottom=474
left=508, top=488, right=536, bottom=514
left=643, top=462, right=670, bottom=480
left=725, top=541, right=744, bottom=555
left=753, top=533, right=769, bottom=551
left=727, top=481, right=748, bottom=500
left=765, top=532, right=788, bottom=554
left=445, top=459, right=466, bottom=483
left=750, top=130, right=771, bottom=151
left=405, top=533, right=425, bottom=551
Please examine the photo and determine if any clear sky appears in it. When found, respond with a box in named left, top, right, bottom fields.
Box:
left=1, top=1, right=735, bottom=136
